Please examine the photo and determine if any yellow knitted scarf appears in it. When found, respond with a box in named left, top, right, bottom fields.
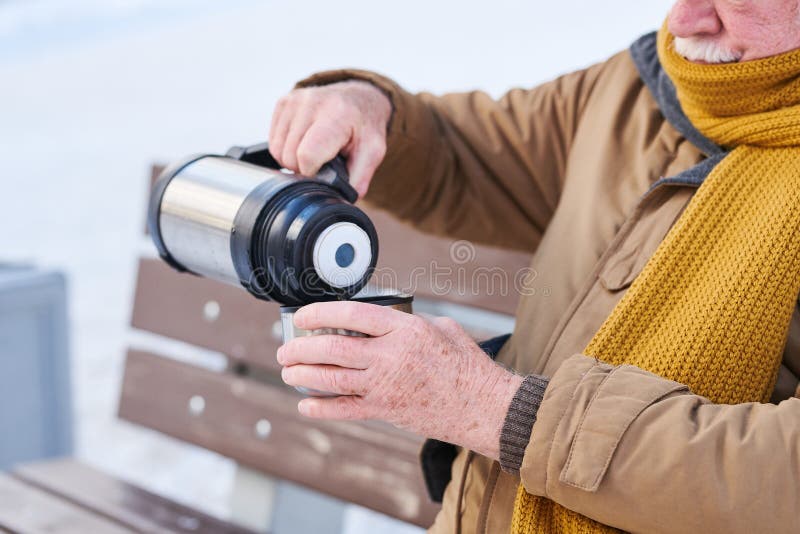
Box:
left=511, top=25, right=800, bottom=533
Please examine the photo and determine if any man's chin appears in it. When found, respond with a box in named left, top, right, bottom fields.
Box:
left=673, top=36, right=743, bottom=64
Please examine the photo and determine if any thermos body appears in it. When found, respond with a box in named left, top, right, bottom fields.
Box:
left=148, top=145, right=379, bottom=306
left=158, top=156, right=293, bottom=285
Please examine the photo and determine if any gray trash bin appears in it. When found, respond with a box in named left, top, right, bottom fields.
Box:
left=0, top=264, right=72, bottom=469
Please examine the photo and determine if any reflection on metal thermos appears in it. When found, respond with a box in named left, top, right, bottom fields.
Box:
left=148, top=142, right=378, bottom=306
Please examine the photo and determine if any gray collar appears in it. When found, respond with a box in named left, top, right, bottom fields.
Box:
left=629, top=32, right=724, bottom=158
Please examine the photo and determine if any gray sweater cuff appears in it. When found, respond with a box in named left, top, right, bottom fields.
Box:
left=499, top=374, right=550, bottom=475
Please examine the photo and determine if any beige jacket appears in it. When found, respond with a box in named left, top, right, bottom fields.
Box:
left=298, top=32, right=800, bottom=533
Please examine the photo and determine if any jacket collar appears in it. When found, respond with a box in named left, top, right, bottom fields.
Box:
left=629, top=32, right=725, bottom=158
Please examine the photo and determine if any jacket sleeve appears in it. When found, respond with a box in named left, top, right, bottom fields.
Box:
left=518, top=354, right=800, bottom=534
left=295, top=58, right=612, bottom=252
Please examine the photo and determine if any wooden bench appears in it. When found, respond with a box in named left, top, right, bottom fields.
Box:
left=3, top=163, right=531, bottom=532
left=0, top=459, right=251, bottom=533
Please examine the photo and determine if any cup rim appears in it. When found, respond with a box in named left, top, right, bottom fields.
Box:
left=279, top=292, right=413, bottom=313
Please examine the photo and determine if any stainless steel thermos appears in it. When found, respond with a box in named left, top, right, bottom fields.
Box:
left=148, top=143, right=378, bottom=306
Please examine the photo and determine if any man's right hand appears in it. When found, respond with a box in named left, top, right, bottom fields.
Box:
left=268, top=80, right=392, bottom=197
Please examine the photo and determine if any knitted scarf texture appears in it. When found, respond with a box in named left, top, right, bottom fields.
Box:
left=511, top=24, right=800, bottom=533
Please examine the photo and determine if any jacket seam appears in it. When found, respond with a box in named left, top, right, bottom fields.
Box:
left=454, top=450, right=475, bottom=534
left=477, top=462, right=502, bottom=534
left=535, top=192, right=657, bottom=374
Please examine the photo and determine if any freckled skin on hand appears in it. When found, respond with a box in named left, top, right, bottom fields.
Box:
left=278, top=301, right=524, bottom=461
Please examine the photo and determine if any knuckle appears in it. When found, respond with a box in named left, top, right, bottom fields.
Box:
left=294, top=88, right=311, bottom=102
left=407, top=314, right=428, bottom=333
left=324, top=367, right=344, bottom=392
left=298, top=86, right=318, bottom=97
left=302, top=401, right=319, bottom=418
left=300, top=303, right=320, bottom=327
left=288, top=89, right=306, bottom=102
left=295, top=91, right=315, bottom=112
left=326, top=335, right=347, bottom=358
left=285, top=339, right=309, bottom=363
left=327, top=94, right=353, bottom=118
left=369, top=137, right=387, bottom=159
left=341, top=301, right=362, bottom=324
left=280, top=94, right=298, bottom=114
left=329, top=92, right=347, bottom=110
left=310, top=304, right=323, bottom=325
left=435, top=316, right=460, bottom=331
left=273, top=95, right=288, bottom=112
left=339, top=397, right=364, bottom=419
left=357, top=136, right=385, bottom=165
left=296, top=144, right=317, bottom=172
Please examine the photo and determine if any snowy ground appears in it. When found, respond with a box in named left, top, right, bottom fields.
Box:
left=0, top=0, right=673, bottom=531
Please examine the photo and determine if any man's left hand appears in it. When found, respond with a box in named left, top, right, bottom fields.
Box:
left=277, top=301, right=523, bottom=461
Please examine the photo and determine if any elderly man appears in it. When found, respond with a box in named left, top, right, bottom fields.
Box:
left=272, top=1, right=800, bottom=532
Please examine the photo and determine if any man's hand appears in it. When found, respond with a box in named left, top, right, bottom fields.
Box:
left=276, top=301, right=523, bottom=461
left=268, top=81, right=392, bottom=197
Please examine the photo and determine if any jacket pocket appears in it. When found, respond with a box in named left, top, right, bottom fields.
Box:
left=597, top=244, right=644, bottom=291
left=558, top=364, right=688, bottom=492
left=598, top=187, right=694, bottom=292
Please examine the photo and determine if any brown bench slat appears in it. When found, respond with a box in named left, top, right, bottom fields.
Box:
left=0, top=473, right=131, bottom=533
left=131, top=257, right=511, bottom=373
left=367, top=208, right=533, bottom=315
left=118, top=349, right=441, bottom=527
left=147, top=164, right=531, bottom=316
left=131, top=257, right=283, bottom=372
left=13, top=459, right=254, bottom=534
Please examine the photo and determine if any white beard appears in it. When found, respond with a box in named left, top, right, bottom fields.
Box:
left=673, top=36, right=743, bottom=64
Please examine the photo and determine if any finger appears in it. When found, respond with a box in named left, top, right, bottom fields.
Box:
left=293, top=300, right=411, bottom=337
left=268, top=98, right=294, bottom=166
left=268, top=95, right=288, bottom=152
left=432, top=316, right=465, bottom=337
left=280, top=106, right=316, bottom=173
left=277, top=334, right=375, bottom=369
left=281, top=364, right=366, bottom=396
left=345, top=132, right=386, bottom=197
left=298, top=395, right=369, bottom=420
left=295, top=121, right=351, bottom=177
